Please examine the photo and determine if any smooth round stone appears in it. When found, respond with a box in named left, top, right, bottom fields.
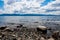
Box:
left=48, top=38, right=54, bottom=40
left=37, top=26, right=47, bottom=30
left=40, top=37, right=45, bottom=40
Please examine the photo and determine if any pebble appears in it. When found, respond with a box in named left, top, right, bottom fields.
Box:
left=48, top=37, right=55, bottom=40
left=17, top=24, right=23, bottom=28
left=4, top=27, right=13, bottom=32
left=40, top=37, right=45, bottom=40
left=17, top=37, right=21, bottom=40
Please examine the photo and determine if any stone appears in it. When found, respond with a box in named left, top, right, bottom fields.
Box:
left=0, top=27, right=7, bottom=30
left=4, top=27, right=13, bottom=32
left=13, top=38, right=17, bottom=40
left=47, top=27, right=52, bottom=30
left=37, top=26, right=47, bottom=34
left=17, top=37, right=21, bottom=40
left=12, top=34, right=16, bottom=37
left=40, top=37, right=46, bottom=40
left=52, top=31, right=59, bottom=39
left=34, top=22, right=39, bottom=23
left=17, top=24, right=23, bottom=28
left=48, top=37, right=55, bottom=40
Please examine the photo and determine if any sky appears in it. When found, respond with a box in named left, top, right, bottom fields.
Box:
left=0, top=0, right=60, bottom=15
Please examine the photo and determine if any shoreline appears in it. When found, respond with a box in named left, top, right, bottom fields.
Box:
left=0, top=23, right=60, bottom=40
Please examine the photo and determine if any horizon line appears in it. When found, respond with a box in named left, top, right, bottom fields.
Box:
left=0, top=14, right=60, bottom=16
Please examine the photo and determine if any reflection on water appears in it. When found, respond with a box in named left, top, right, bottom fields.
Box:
left=0, top=16, right=60, bottom=27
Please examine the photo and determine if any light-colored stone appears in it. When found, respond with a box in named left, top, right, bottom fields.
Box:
left=40, top=37, right=45, bottom=40
left=48, top=38, right=55, bottom=40
left=37, top=26, right=47, bottom=30
left=37, top=26, right=47, bottom=34
left=17, top=37, right=21, bottom=40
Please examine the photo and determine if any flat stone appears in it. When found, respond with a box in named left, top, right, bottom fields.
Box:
left=37, top=26, right=47, bottom=34
left=4, top=27, right=13, bottom=32
left=37, top=26, right=47, bottom=30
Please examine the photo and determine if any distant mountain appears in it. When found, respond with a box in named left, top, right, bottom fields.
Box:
left=0, top=14, right=59, bottom=16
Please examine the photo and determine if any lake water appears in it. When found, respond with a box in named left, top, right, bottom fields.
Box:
left=0, top=16, right=60, bottom=28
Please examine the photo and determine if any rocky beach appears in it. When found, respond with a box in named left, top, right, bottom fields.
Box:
left=0, top=22, right=60, bottom=40
left=0, top=16, right=60, bottom=40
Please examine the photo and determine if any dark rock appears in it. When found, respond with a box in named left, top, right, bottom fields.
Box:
left=0, top=33, right=5, bottom=38
left=34, top=22, right=39, bottom=23
left=52, top=31, right=59, bottom=39
left=17, top=24, right=23, bottom=28
left=2, top=34, right=5, bottom=38
left=37, top=26, right=47, bottom=34
left=13, top=38, right=17, bottom=40
left=47, top=28, right=52, bottom=30
left=14, top=28, right=18, bottom=31
left=0, top=27, right=7, bottom=30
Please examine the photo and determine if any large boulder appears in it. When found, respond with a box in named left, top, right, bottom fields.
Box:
left=37, top=26, right=47, bottom=34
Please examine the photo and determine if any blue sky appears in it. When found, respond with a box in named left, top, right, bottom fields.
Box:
left=0, top=0, right=4, bottom=9
left=0, top=0, right=60, bottom=15
left=41, top=0, right=55, bottom=6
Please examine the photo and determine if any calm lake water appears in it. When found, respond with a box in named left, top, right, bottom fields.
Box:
left=0, top=16, right=60, bottom=28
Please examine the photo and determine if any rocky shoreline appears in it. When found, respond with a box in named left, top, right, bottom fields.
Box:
left=0, top=24, right=60, bottom=40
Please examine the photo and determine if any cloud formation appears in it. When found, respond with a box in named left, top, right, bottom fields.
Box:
left=43, top=0, right=60, bottom=15
left=0, top=0, right=60, bottom=15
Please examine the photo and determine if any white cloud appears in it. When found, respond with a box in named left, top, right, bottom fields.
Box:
left=2, top=0, right=45, bottom=14
left=42, top=0, right=60, bottom=15
left=0, top=9, right=3, bottom=14
left=0, top=0, right=60, bottom=15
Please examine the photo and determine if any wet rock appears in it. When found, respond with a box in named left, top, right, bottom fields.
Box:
left=40, top=37, right=46, bottom=40
left=52, top=31, right=59, bottom=39
left=47, top=27, right=52, bottom=30
left=34, top=22, right=39, bottom=23
left=13, top=38, right=17, bottom=40
left=4, top=27, right=13, bottom=32
left=48, top=37, right=55, bottom=40
left=10, top=23, right=15, bottom=25
left=0, top=27, right=7, bottom=30
left=17, top=24, right=23, bottom=28
left=37, top=26, right=47, bottom=34
left=14, top=28, right=18, bottom=31
left=0, top=33, right=5, bottom=38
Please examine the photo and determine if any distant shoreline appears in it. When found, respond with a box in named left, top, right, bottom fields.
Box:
left=0, top=14, right=60, bottom=16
